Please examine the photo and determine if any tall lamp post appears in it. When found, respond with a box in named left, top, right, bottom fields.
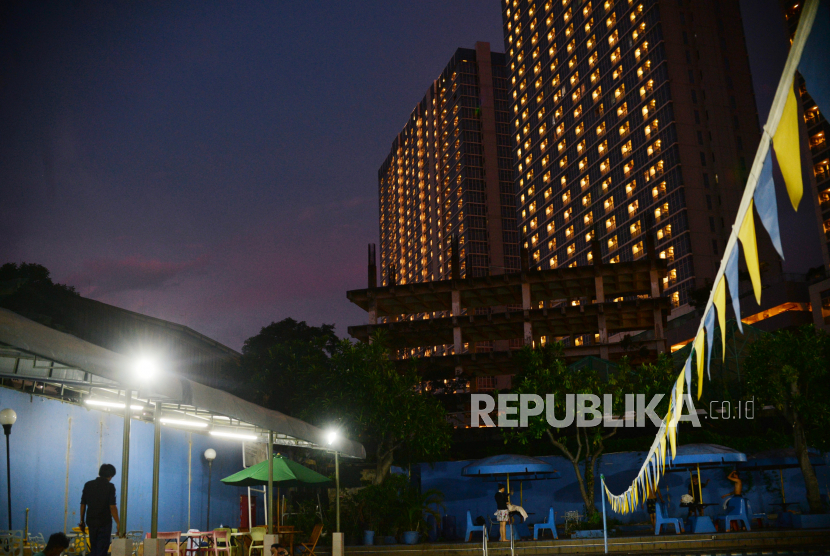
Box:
left=205, top=449, right=217, bottom=531
left=326, top=431, right=340, bottom=533
left=0, top=409, right=17, bottom=530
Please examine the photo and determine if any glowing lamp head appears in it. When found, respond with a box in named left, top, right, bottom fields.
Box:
left=0, top=408, right=17, bottom=435
left=204, top=448, right=217, bottom=462
left=134, top=357, right=159, bottom=381
left=326, top=430, right=338, bottom=446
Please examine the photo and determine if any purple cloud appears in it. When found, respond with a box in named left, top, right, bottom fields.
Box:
left=69, top=255, right=210, bottom=296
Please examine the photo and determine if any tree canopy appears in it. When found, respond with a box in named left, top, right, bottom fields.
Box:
left=297, top=335, right=452, bottom=483
left=506, top=344, right=675, bottom=516
left=239, top=318, right=338, bottom=414
left=744, top=325, right=830, bottom=513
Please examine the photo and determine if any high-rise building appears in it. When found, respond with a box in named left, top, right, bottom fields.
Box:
left=378, top=42, right=520, bottom=287
left=779, top=0, right=830, bottom=330
left=780, top=0, right=830, bottom=270
left=502, top=0, right=763, bottom=311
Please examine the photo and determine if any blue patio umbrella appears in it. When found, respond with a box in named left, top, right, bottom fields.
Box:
left=666, top=444, right=747, bottom=504
left=462, top=454, right=561, bottom=505
left=740, top=447, right=825, bottom=505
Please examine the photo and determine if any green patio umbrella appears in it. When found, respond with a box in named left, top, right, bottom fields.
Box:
left=221, top=454, right=332, bottom=487
left=222, top=454, right=331, bottom=528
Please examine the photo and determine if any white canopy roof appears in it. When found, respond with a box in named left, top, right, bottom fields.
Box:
left=0, top=308, right=365, bottom=459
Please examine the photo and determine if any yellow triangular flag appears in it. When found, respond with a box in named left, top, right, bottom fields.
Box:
left=714, top=278, right=727, bottom=361
left=738, top=201, right=762, bottom=305
left=694, top=332, right=705, bottom=400
left=772, top=80, right=804, bottom=211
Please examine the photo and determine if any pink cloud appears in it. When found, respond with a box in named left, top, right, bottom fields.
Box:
left=68, top=254, right=210, bottom=296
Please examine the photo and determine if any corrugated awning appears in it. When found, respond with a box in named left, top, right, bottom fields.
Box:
left=0, top=308, right=365, bottom=459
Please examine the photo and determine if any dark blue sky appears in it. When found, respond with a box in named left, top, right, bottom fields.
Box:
left=0, top=1, right=821, bottom=350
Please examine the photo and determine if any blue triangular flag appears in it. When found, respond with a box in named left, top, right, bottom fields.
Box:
left=725, top=246, right=743, bottom=333
left=753, top=151, right=785, bottom=259
left=703, top=307, right=715, bottom=380
left=798, top=0, right=830, bottom=117
left=684, top=355, right=692, bottom=402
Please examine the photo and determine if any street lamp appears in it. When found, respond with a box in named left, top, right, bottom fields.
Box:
left=326, top=430, right=340, bottom=534
left=1, top=408, right=17, bottom=530
left=205, top=449, right=217, bottom=531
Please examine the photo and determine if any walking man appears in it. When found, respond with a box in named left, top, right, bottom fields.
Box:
left=79, top=464, right=121, bottom=556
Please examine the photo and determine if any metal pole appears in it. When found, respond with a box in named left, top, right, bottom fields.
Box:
left=335, top=451, right=340, bottom=533
left=206, top=462, right=212, bottom=531
left=601, top=474, right=608, bottom=554
left=268, top=431, right=274, bottom=534
left=5, top=431, right=11, bottom=530
left=151, top=402, right=161, bottom=538
left=119, top=390, right=132, bottom=537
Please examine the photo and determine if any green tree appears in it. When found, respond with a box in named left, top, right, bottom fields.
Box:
left=0, top=262, right=79, bottom=329
left=507, top=344, right=675, bottom=516
left=744, top=325, right=830, bottom=514
left=299, top=335, right=452, bottom=484
left=239, top=318, right=338, bottom=414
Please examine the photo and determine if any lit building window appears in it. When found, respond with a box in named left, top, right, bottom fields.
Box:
left=619, top=121, right=630, bottom=136
left=590, top=68, right=600, bottom=83
left=630, top=220, right=642, bottom=237
left=654, top=201, right=669, bottom=222
left=628, top=200, right=639, bottom=216
left=558, top=139, right=567, bottom=152
left=604, top=196, right=615, bottom=212
left=583, top=193, right=592, bottom=207
left=567, top=243, right=576, bottom=256
left=602, top=177, right=612, bottom=191
left=576, top=122, right=584, bottom=135
left=608, top=235, right=618, bottom=250
left=608, top=29, right=619, bottom=46
left=596, top=122, right=606, bottom=136
left=586, top=34, right=596, bottom=50
left=606, top=215, right=616, bottom=230
left=610, top=47, right=621, bottom=63
left=581, top=175, right=590, bottom=188
left=617, top=102, right=628, bottom=117
left=613, top=65, right=624, bottom=80
left=584, top=210, right=594, bottom=225
left=647, top=139, right=662, bottom=157
left=574, top=104, right=583, bottom=118
left=632, top=241, right=644, bottom=258
left=626, top=180, right=636, bottom=197
left=550, top=255, right=558, bottom=268
left=592, top=85, right=602, bottom=101
left=621, top=140, right=633, bottom=157
left=657, top=224, right=672, bottom=240
left=640, top=79, right=654, bottom=97
left=562, top=190, right=571, bottom=204
left=600, top=158, right=610, bottom=173
left=566, top=225, right=574, bottom=238
left=598, top=140, right=608, bottom=154
left=556, top=123, right=565, bottom=136
left=606, top=12, right=616, bottom=27
left=660, top=246, right=675, bottom=262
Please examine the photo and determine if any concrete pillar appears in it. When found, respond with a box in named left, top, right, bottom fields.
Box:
left=452, top=289, right=462, bottom=354
left=332, top=533, right=344, bottom=556
left=143, top=539, right=166, bottom=556
left=111, top=539, right=133, bottom=556
left=522, top=282, right=532, bottom=345
left=368, top=298, right=378, bottom=325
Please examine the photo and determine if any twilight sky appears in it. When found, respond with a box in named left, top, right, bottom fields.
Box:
left=0, top=1, right=821, bottom=351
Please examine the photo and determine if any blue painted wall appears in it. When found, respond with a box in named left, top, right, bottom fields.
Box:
left=420, top=450, right=830, bottom=533
left=0, top=388, right=265, bottom=537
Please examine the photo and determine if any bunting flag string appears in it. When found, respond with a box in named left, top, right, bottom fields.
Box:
left=601, top=0, right=824, bottom=514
